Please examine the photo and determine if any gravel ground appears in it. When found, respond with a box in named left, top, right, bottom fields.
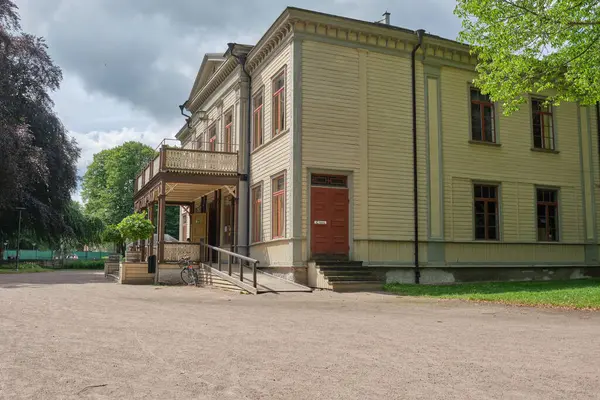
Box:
left=1, top=270, right=599, bottom=400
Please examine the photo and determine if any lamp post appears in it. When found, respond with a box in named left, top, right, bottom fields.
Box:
left=15, top=207, right=25, bottom=271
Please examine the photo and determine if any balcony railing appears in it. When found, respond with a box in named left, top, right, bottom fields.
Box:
left=134, top=140, right=238, bottom=194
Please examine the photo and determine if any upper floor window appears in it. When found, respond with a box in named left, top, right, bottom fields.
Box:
left=208, top=124, right=217, bottom=152
left=470, top=88, right=495, bottom=143
left=537, top=188, right=559, bottom=242
left=272, top=70, right=286, bottom=136
left=272, top=174, right=285, bottom=239
left=532, top=98, right=555, bottom=150
left=474, top=184, right=499, bottom=240
left=253, top=92, right=264, bottom=150
left=224, top=110, right=233, bottom=153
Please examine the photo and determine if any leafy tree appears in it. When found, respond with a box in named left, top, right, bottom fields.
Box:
left=82, top=142, right=156, bottom=225
left=0, top=0, right=79, bottom=251
left=117, top=212, right=155, bottom=244
left=455, top=0, right=600, bottom=113
left=63, top=202, right=104, bottom=248
left=101, top=224, right=124, bottom=254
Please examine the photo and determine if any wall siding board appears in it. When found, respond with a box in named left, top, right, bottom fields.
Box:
left=249, top=43, right=293, bottom=264
left=441, top=67, right=586, bottom=251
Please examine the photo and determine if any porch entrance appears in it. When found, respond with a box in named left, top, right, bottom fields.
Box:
left=310, top=174, right=349, bottom=260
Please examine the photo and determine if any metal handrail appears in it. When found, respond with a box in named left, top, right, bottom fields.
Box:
left=199, top=241, right=259, bottom=289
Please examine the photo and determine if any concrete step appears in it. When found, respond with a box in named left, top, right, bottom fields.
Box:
left=319, top=266, right=371, bottom=272
left=316, top=261, right=364, bottom=268
left=326, top=275, right=379, bottom=282
left=321, top=270, right=374, bottom=277
left=329, top=281, right=384, bottom=292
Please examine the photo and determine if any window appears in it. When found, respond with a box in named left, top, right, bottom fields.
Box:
left=252, top=92, right=263, bottom=150
left=208, top=124, right=217, bottom=152
left=532, top=99, right=555, bottom=150
left=272, top=70, right=286, bottom=136
left=537, top=189, right=559, bottom=241
left=251, top=186, right=262, bottom=243
left=474, top=184, right=499, bottom=240
left=470, top=88, right=495, bottom=143
left=224, top=111, right=233, bottom=152
left=272, top=175, right=285, bottom=239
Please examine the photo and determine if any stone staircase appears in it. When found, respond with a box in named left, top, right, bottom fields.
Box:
left=309, top=261, right=383, bottom=292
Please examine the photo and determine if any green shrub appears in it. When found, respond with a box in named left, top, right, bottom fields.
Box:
left=60, top=260, right=104, bottom=269
left=117, top=212, right=154, bottom=243
left=0, top=262, right=41, bottom=270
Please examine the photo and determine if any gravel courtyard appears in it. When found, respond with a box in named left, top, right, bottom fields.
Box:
left=1, top=271, right=599, bottom=400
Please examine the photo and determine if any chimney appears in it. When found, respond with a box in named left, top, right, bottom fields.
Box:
left=382, top=11, right=390, bottom=25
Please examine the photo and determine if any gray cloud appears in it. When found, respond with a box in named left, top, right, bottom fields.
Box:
left=15, top=0, right=461, bottom=205
left=18, top=0, right=460, bottom=124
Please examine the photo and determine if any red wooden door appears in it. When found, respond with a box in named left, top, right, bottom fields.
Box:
left=311, top=181, right=349, bottom=259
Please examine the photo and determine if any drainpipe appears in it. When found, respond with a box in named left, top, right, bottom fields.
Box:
left=596, top=102, right=600, bottom=174
left=411, top=29, right=425, bottom=284
left=228, top=43, right=252, bottom=257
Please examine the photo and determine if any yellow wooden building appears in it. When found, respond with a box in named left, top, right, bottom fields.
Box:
left=132, top=7, right=600, bottom=287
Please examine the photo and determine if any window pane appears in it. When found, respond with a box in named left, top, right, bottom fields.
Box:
left=483, top=105, right=494, bottom=141
left=487, top=210, right=497, bottom=227
left=474, top=212, right=485, bottom=227
left=474, top=201, right=484, bottom=213
left=279, top=95, right=285, bottom=131
left=471, top=103, right=482, bottom=141
left=481, top=186, right=488, bottom=198
left=537, top=205, right=546, bottom=227
left=474, top=185, right=482, bottom=198
left=475, top=227, right=486, bottom=239
left=487, top=226, right=497, bottom=240
left=486, top=201, right=496, bottom=215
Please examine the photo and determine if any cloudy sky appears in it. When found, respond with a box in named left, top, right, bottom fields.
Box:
left=15, top=0, right=461, bottom=202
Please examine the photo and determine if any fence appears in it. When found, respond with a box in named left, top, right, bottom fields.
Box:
left=2, top=250, right=111, bottom=261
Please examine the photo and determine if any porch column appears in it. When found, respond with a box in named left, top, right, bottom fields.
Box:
left=157, top=193, right=166, bottom=263
left=148, top=202, right=155, bottom=256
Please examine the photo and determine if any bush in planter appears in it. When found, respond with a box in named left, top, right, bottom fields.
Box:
left=117, top=212, right=155, bottom=260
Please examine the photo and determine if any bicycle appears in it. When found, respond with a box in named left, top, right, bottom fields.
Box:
left=179, top=256, right=199, bottom=286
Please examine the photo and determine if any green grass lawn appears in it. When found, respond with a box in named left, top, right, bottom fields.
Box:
left=0, top=263, right=52, bottom=274
left=384, top=279, right=600, bottom=310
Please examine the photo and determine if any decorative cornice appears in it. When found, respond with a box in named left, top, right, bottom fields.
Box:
left=187, top=8, right=478, bottom=116
left=188, top=57, right=238, bottom=112
left=246, top=21, right=295, bottom=73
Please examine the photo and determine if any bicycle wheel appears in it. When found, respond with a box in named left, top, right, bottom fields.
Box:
left=181, top=268, right=195, bottom=285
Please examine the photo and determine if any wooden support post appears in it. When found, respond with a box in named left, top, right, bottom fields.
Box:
left=158, top=193, right=166, bottom=264
left=148, top=202, right=155, bottom=256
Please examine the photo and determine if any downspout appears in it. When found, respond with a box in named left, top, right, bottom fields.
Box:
left=597, top=102, right=600, bottom=175
left=228, top=43, right=252, bottom=257
left=411, top=29, right=425, bottom=284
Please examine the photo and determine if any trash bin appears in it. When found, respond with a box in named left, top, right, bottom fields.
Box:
left=148, top=255, right=156, bottom=274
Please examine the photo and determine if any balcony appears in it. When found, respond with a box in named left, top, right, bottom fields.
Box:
left=134, top=139, right=238, bottom=195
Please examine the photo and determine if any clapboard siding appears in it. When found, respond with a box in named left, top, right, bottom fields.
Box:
left=367, top=51, right=427, bottom=240
left=301, top=41, right=362, bottom=237
left=249, top=42, right=293, bottom=259
left=301, top=40, right=428, bottom=248
left=441, top=66, right=587, bottom=244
